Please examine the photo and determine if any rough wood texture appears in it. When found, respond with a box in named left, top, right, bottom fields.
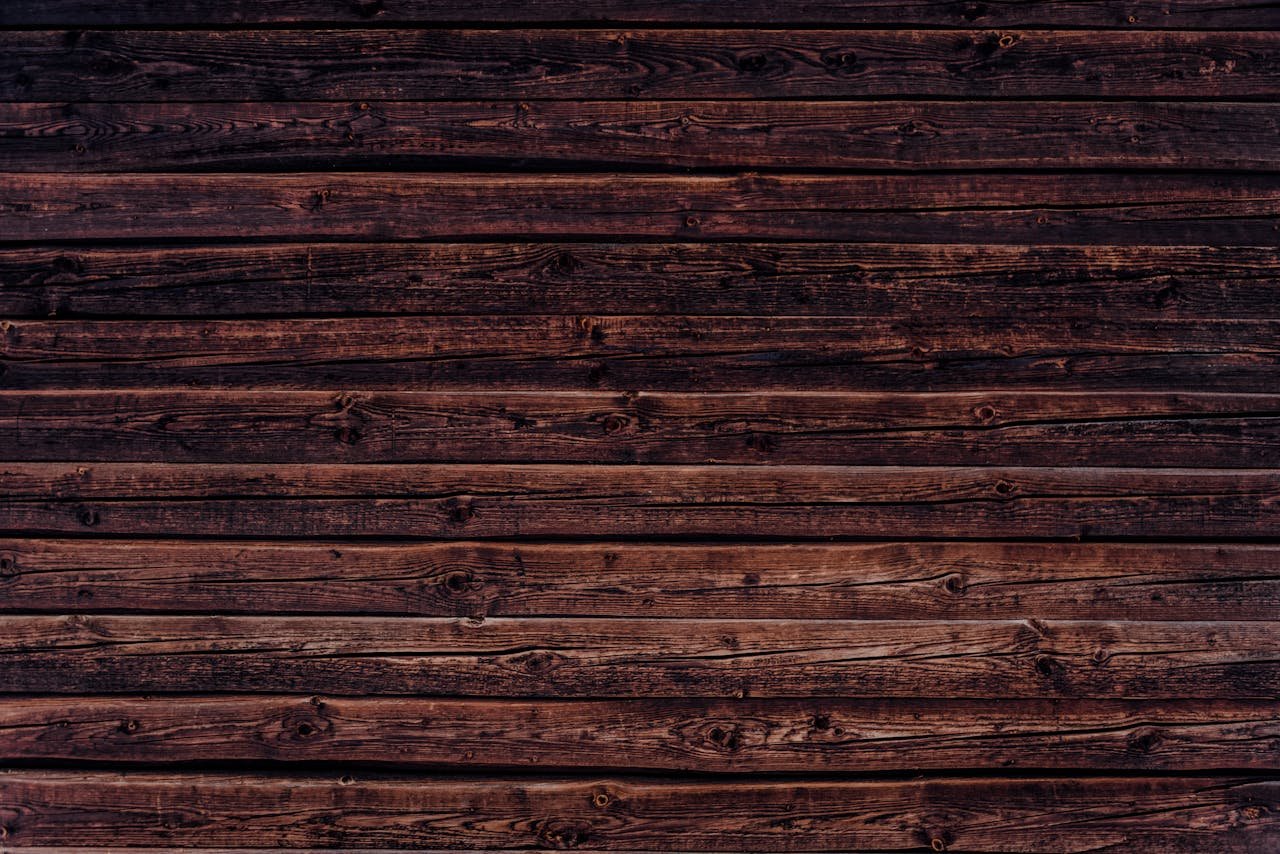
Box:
left=5, top=30, right=1280, bottom=101
left=3, top=696, right=1277, bottom=771
left=1, top=463, right=1275, bottom=539
left=4, top=315, right=1277, bottom=392
left=3, top=771, right=1277, bottom=851
left=5, top=0, right=1279, bottom=27
left=4, top=173, right=1280, bottom=245
left=8, top=101, right=1280, bottom=171
left=3, top=540, right=1276, bottom=620
left=4, top=391, right=1277, bottom=466
left=2, top=3, right=1275, bottom=851
left=2, top=615, right=1277, bottom=698
left=3, top=243, right=1278, bottom=319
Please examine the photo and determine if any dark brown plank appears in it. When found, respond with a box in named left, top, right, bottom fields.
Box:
left=2, top=615, right=1276, bottom=698
left=1, top=464, right=1276, bottom=539
left=5, top=391, right=1278, bottom=467
left=4, top=540, right=1277, bottom=620
left=4, top=0, right=1278, bottom=28
left=9, top=101, right=1280, bottom=171
left=5, top=771, right=1276, bottom=852
left=3, top=315, right=1276, bottom=392
left=3, top=695, right=1276, bottom=771
left=5, top=30, right=1279, bottom=102
left=4, top=243, right=1279, bottom=320
left=5, top=173, right=1277, bottom=245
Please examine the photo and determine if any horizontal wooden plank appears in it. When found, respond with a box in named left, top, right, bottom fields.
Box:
left=1, top=464, right=1276, bottom=539
left=5, top=0, right=1280, bottom=28
left=4, top=30, right=1280, bottom=101
left=8, top=101, right=1280, bottom=171
left=5, top=173, right=1278, bottom=245
left=4, top=0, right=1279, bottom=27
left=5, top=391, right=1278, bottom=467
left=3, top=771, right=1278, bottom=852
left=2, top=616, right=1277, bottom=698
left=3, top=315, right=1276, bottom=392
left=4, top=243, right=1280, bottom=320
left=3, top=695, right=1277, bottom=771
left=3, top=540, right=1276, bottom=620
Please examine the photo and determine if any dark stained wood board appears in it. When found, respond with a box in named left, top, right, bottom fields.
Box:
left=0, top=2, right=1276, bottom=852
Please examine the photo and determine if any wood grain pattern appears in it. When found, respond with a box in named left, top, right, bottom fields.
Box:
left=3, top=243, right=1278, bottom=319
left=5, top=390, right=1277, bottom=467
left=3, top=540, right=1276, bottom=620
left=3, top=315, right=1276, bottom=392
left=3, top=695, right=1277, bottom=771
left=5, top=30, right=1280, bottom=102
left=2, top=615, right=1277, bottom=698
left=2, top=770, right=1277, bottom=850
left=6, top=173, right=1278, bottom=245
left=8, top=101, right=1280, bottom=171
left=2, top=463, right=1275, bottom=539
left=5, top=0, right=1278, bottom=28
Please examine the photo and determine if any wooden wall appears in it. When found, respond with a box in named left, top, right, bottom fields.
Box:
left=1, top=1, right=1278, bottom=851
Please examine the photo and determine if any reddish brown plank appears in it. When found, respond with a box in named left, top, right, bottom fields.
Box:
left=1, top=615, right=1276, bottom=698
left=2, top=173, right=1277, bottom=245
left=3, top=316, right=1276, bottom=392
left=3, top=0, right=1278, bottom=27
left=1, top=463, right=1275, bottom=539
left=4, top=0, right=1279, bottom=27
left=8, top=101, right=1280, bottom=171
left=4, top=30, right=1280, bottom=101
left=3, top=540, right=1277, bottom=620
left=3, top=243, right=1278, bottom=320
left=1, top=770, right=1277, bottom=851
left=4, top=391, right=1277, bottom=467
left=2, top=695, right=1276, bottom=771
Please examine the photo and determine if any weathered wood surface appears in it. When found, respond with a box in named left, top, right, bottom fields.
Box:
left=4, top=391, right=1277, bottom=467
left=1, top=463, right=1275, bottom=539
left=5, top=0, right=1279, bottom=27
left=3, top=696, right=1277, bottom=771
left=8, top=101, right=1280, bottom=171
left=3, top=771, right=1277, bottom=851
left=3, top=540, right=1276, bottom=620
left=4, top=173, right=1280, bottom=245
left=4, top=316, right=1277, bottom=392
left=2, top=615, right=1276, bottom=698
left=5, top=30, right=1279, bottom=102
left=3, top=243, right=1278, bottom=319
left=2, top=2, right=1275, bottom=851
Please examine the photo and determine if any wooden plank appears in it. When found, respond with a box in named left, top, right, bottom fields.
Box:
left=1, top=616, right=1277, bottom=697
left=3, top=540, right=1277, bottom=621
left=4, top=391, right=1278, bottom=467
left=2, top=770, right=1277, bottom=851
left=4, top=0, right=1278, bottom=28
left=0, top=464, right=1275, bottom=539
left=2, top=695, right=1277, bottom=771
left=5, top=173, right=1278, bottom=245
left=9, top=101, right=1280, bottom=172
left=3, top=30, right=1280, bottom=101
left=4, top=243, right=1279, bottom=320
left=2, top=315, right=1276, bottom=392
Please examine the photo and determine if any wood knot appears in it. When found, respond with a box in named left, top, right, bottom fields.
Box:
left=707, top=724, right=745, bottom=752
left=439, top=570, right=475, bottom=595
left=592, top=791, right=611, bottom=808
left=811, top=713, right=831, bottom=731
left=442, top=498, right=476, bottom=525
left=118, top=719, right=141, bottom=734
left=943, top=573, right=966, bottom=595
left=1034, top=655, right=1062, bottom=678
left=998, top=33, right=1018, bottom=48
left=0, top=554, right=17, bottom=577
left=78, top=507, right=100, bottom=527
left=537, top=818, right=591, bottom=849
left=510, top=650, right=567, bottom=674
left=932, top=838, right=947, bottom=852
left=745, top=432, right=778, bottom=453
left=738, top=53, right=770, bottom=73
left=1128, top=727, right=1163, bottom=754
left=549, top=250, right=579, bottom=276
left=334, top=426, right=362, bottom=445
left=601, top=413, right=629, bottom=434
left=339, top=774, right=355, bottom=785
left=973, top=404, right=997, bottom=421
left=823, top=50, right=860, bottom=70
left=958, top=3, right=988, bottom=21
left=993, top=479, right=1015, bottom=496
left=349, top=0, right=384, bottom=18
